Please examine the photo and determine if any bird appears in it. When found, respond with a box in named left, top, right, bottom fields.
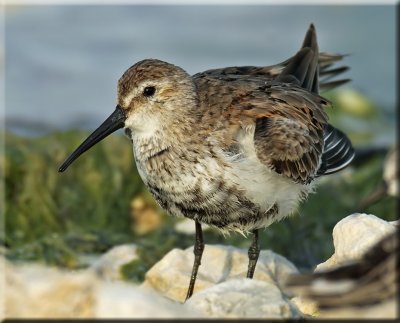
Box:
left=58, top=24, right=355, bottom=301
left=284, top=229, right=398, bottom=318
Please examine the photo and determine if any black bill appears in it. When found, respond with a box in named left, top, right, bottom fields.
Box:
left=58, top=106, right=126, bottom=172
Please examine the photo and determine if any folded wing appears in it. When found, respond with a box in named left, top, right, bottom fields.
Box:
left=251, top=24, right=354, bottom=182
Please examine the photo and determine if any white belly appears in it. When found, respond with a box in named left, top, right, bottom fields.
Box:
left=224, top=153, right=311, bottom=224
left=219, top=124, right=313, bottom=226
left=129, top=127, right=313, bottom=232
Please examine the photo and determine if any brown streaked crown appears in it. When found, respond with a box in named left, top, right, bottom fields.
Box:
left=117, top=59, right=192, bottom=106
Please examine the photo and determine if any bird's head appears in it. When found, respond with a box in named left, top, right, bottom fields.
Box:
left=58, top=59, right=196, bottom=172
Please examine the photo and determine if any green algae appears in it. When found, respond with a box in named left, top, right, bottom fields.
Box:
left=5, top=131, right=141, bottom=247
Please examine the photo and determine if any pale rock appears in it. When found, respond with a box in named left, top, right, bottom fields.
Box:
left=90, top=244, right=138, bottom=280
left=383, top=148, right=398, bottom=197
left=290, top=296, right=319, bottom=317
left=95, top=281, right=198, bottom=318
left=390, top=219, right=399, bottom=226
left=290, top=213, right=398, bottom=319
left=5, top=260, right=97, bottom=318
left=143, top=244, right=298, bottom=303
left=3, top=256, right=200, bottom=319
left=7, top=212, right=394, bottom=319
left=316, top=213, right=396, bottom=271
left=0, top=257, right=6, bottom=321
left=185, top=278, right=301, bottom=318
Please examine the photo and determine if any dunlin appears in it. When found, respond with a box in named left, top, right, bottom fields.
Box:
left=59, top=24, right=355, bottom=300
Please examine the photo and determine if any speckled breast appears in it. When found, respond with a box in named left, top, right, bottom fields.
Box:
left=133, top=144, right=279, bottom=232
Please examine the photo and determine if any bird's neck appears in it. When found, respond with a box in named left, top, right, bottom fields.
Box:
left=129, top=112, right=202, bottom=162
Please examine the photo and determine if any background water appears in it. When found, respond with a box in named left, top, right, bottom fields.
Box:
left=4, top=4, right=396, bottom=143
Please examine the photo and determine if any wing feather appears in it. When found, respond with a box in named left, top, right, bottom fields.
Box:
left=193, top=24, right=354, bottom=183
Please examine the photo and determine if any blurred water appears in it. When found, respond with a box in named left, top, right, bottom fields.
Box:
left=4, top=5, right=396, bottom=143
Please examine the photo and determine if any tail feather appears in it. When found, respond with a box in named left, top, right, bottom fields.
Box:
left=277, top=23, right=319, bottom=93
left=318, top=52, right=346, bottom=64
left=320, top=66, right=350, bottom=82
left=278, top=53, right=350, bottom=91
left=278, top=26, right=349, bottom=92
left=317, top=124, right=355, bottom=176
left=199, top=29, right=350, bottom=93
left=320, top=78, right=351, bottom=91
left=277, top=24, right=355, bottom=176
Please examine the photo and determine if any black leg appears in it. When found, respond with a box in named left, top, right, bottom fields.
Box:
left=247, top=229, right=260, bottom=279
left=185, top=221, right=204, bottom=301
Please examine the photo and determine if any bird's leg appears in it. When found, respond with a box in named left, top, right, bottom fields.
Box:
left=185, top=221, right=204, bottom=301
left=246, top=229, right=260, bottom=278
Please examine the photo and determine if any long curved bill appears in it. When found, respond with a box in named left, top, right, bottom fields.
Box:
left=58, top=106, right=126, bottom=172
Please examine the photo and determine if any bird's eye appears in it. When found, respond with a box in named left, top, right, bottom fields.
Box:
left=143, top=86, right=156, bottom=97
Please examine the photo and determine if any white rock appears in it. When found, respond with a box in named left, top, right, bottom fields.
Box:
left=4, top=256, right=199, bottom=319
left=316, top=213, right=396, bottom=271
left=5, top=260, right=97, bottom=318
left=288, top=213, right=398, bottom=319
left=143, top=244, right=298, bottom=303
left=290, top=296, right=318, bottom=317
left=95, top=281, right=198, bottom=318
left=383, top=148, right=398, bottom=197
left=185, top=278, right=301, bottom=318
left=0, top=257, right=5, bottom=321
left=90, top=244, right=138, bottom=280
left=389, top=219, right=399, bottom=226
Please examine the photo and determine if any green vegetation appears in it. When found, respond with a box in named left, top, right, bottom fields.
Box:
left=4, top=131, right=142, bottom=266
left=3, top=89, right=397, bottom=280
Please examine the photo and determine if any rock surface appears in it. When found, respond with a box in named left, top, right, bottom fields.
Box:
left=316, top=213, right=397, bottom=272
left=3, top=213, right=397, bottom=319
left=3, top=244, right=301, bottom=319
left=287, top=213, right=398, bottom=319
left=5, top=260, right=97, bottom=318
left=3, top=257, right=197, bottom=319
left=290, top=296, right=318, bottom=317
left=185, top=278, right=301, bottom=318
left=90, top=244, right=138, bottom=280
left=0, top=257, right=5, bottom=320
left=383, top=148, right=398, bottom=197
left=95, top=282, right=198, bottom=318
left=142, top=244, right=299, bottom=303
